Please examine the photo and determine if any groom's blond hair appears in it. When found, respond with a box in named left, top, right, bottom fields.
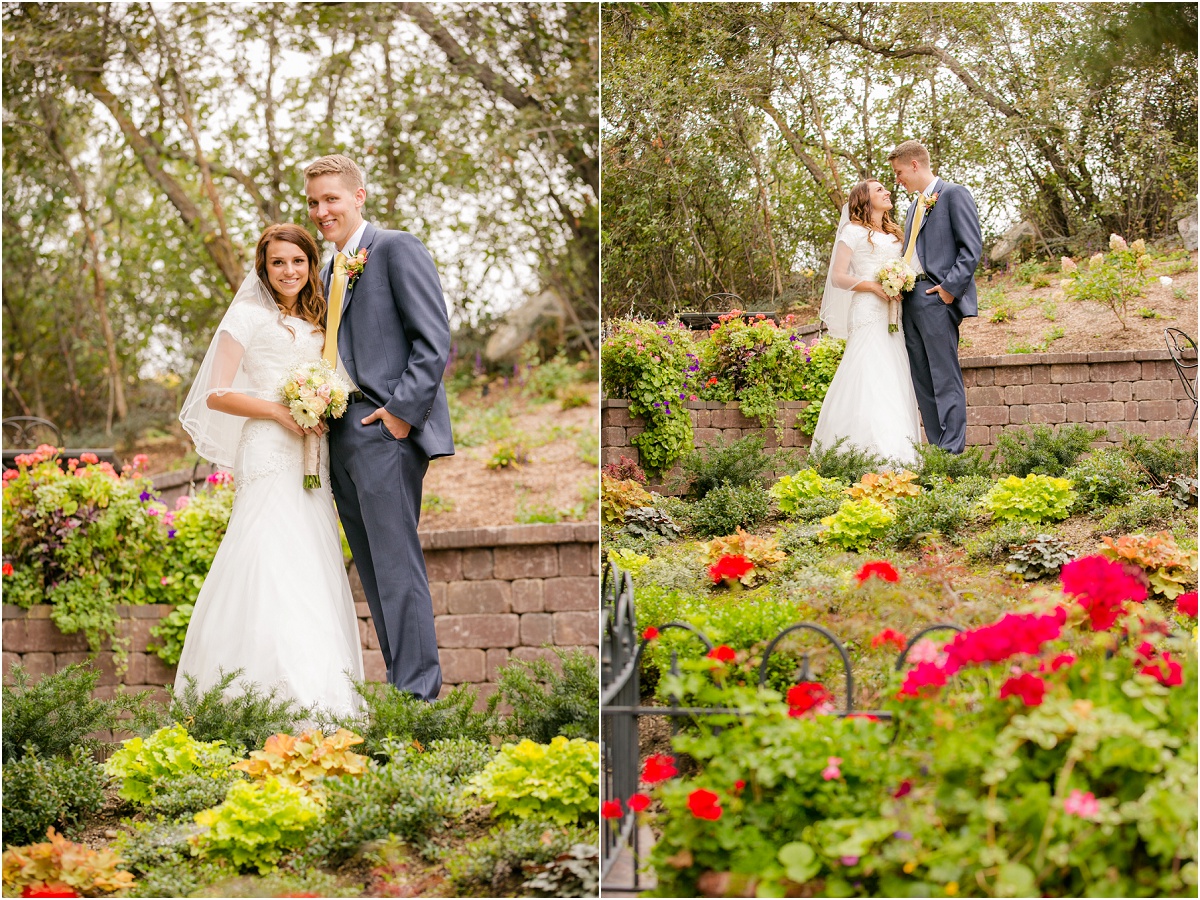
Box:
left=888, top=141, right=930, bottom=167
left=304, top=154, right=365, bottom=192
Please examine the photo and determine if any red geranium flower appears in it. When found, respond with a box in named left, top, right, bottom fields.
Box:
left=1061, top=555, right=1147, bottom=631
left=2, top=563, right=13, bottom=577
left=999, top=672, right=1047, bottom=707
left=892, top=780, right=913, bottom=799
left=628, top=792, right=651, bottom=812
left=687, top=788, right=722, bottom=821
left=642, top=626, right=659, bottom=641
left=22, top=887, right=79, bottom=899
left=601, top=799, right=623, bottom=819
left=642, top=754, right=678, bottom=784
left=897, top=661, right=950, bottom=699
left=786, top=681, right=832, bottom=716
left=706, top=644, right=736, bottom=663
left=855, top=560, right=900, bottom=584
left=708, top=554, right=754, bottom=584
left=845, top=713, right=881, bottom=722
left=870, top=628, right=907, bottom=651
left=1038, top=653, right=1076, bottom=674
left=1136, top=642, right=1184, bottom=686
left=1177, top=592, right=1197, bottom=618
left=733, top=780, right=746, bottom=793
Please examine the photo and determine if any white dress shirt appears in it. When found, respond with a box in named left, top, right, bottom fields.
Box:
left=910, top=178, right=941, bottom=278
left=336, top=220, right=368, bottom=259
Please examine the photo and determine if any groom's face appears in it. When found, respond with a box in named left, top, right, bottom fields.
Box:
left=891, top=159, right=916, bottom=193
left=306, top=174, right=366, bottom=248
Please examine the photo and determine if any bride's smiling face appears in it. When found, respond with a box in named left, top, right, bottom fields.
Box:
left=868, top=181, right=893, bottom=214
left=265, top=240, right=309, bottom=303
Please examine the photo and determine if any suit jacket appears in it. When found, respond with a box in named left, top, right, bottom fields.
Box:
left=906, top=178, right=983, bottom=319
left=322, top=223, right=455, bottom=459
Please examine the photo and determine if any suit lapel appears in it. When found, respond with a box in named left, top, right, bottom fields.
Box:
left=339, top=222, right=378, bottom=317
left=916, top=178, right=943, bottom=258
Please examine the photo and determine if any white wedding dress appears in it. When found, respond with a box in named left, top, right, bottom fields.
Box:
left=175, top=304, right=364, bottom=719
left=812, top=223, right=922, bottom=467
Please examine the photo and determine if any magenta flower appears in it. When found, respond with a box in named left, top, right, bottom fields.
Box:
left=822, top=756, right=843, bottom=781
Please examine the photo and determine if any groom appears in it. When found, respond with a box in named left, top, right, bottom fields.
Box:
left=304, top=154, right=454, bottom=702
left=889, top=140, right=982, bottom=454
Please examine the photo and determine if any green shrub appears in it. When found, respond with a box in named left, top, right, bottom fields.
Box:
left=1, top=746, right=106, bottom=845
left=1066, top=448, right=1148, bottom=511
left=675, top=434, right=780, bottom=500
left=1061, top=236, right=1151, bottom=327
left=1120, top=433, right=1199, bottom=482
left=795, top=336, right=846, bottom=435
left=965, top=521, right=1044, bottom=563
left=444, top=820, right=599, bottom=897
left=303, top=761, right=465, bottom=864
left=327, top=682, right=500, bottom=757
left=114, top=819, right=229, bottom=898
left=805, top=437, right=886, bottom=485
left=521, top=349, right=589, bottom=404
left=191, top=777, right=323, bottom=874
left=1098, top=492, right=1181, bottom=535
left=600, top=318, right=695, bottom=477
left=887, top=484, right=979, bottom=549
left=820, top=498, right=895, bottom=552
left=2, top=662, right=151, bottom=764
left=690, top=481, right=771, bottom=537
left=146, top=603, right=194, bottom=667
left=623, top=505, right=681, bottom=539
left=143, top=770, right=243, bottom=821
left=105, top=723, right=238, bottom=805
left=912, top=444, right=993, bottom=487
left=990, top=424, right=1106, bottom=477
left=468, top=736, right=599, bottom=826
left=1004, top=533, right=1074, bottom=580
left=151, top=484, right=235, bottom=613
left=496, top=649, right=599, bottom=744
left=1, top=450, right=169, bottom=651
left=377, top=737, right=496, bottom=783
left=521, top=840, right=600, bottom=898
left=776, top=492, right=843, bottom=524
left=982, top=474, right=1076, bottom=524
left=140, top=670, right=307, bottom=754
left=769, top=469, right=847, bottom=518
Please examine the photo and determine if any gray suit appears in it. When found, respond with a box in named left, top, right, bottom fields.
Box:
left=901, top=178, right=982, bottom=454
left=322, top=222, right=454, bottom=701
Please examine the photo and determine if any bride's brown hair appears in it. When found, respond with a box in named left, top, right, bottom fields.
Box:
left=254, top=224, right=327, bottom=334
left=847, top=180, right=904, bottom=246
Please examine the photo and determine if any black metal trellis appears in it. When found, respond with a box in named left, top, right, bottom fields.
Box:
left=600, top=562, right=963, bottom=893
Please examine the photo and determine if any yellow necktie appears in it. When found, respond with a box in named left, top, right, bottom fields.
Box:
left=902, top=195, right=927, bottom=265
left=323, top=252, right=347, bottom=365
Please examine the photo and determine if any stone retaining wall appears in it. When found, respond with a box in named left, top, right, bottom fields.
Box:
left=1, top=523, right=599, bottom=709
left=602, top=348, right=1195, bottom=485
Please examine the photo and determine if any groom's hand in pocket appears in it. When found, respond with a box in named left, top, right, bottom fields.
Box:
left=362, top=406, right=411, bottom=440
left=926, top=284, right=954, bottom=305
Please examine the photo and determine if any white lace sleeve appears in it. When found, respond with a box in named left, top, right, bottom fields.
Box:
left=219, top=302, right=266, bottom=347
left=830, top=227, right=866, bottom=291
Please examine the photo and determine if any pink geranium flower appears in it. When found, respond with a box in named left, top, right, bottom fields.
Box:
left=1063, top=789, right=1099, bottom=819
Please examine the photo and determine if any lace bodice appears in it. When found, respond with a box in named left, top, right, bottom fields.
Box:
left=838, top=225, right=904, bottom=338
left=220, top=306, right=324, bottom=394
left=223, top=308, right=330, bottom=493
left=839, top=224, right=903, bottom=282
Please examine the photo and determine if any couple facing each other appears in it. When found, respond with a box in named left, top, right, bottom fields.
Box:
left=176, top=154, right=453, bottom=717
left=812, top=140, right=983, bottom=467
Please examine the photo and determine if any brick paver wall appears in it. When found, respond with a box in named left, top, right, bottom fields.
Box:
left=602, top=348, right=1195, bottom=489
left=2, top=523, right=599, bottom=710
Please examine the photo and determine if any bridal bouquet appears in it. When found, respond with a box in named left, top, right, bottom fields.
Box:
left=877, top=258, right=916, bottom=333
left=279, top=360, right=351, bottom=488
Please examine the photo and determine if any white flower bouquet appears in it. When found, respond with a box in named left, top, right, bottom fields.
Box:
left=279, top=360, right=351, bottom=488
left=877, top=258, right=916, bottom=333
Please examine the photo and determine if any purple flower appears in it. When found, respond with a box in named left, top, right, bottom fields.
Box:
left=893, top=831, right=913, bottom=841
left=139, top=491, right=153, bottom=502
left=167, top=529, right=177, bottom=539
left=840, top=856, right=859, bottom=866
left=657, top=321, right=666, bottom=326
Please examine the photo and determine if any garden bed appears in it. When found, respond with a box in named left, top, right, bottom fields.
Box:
left=600, top=428, right=1198, bottom=898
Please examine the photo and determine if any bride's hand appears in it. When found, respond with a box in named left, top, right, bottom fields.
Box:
left=871, top=283, right=894, bottom=301
left=272, top=406, right=307, bottom=436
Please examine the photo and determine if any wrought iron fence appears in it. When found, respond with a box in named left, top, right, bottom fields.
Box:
left=600, top=561, right=963, bottom=893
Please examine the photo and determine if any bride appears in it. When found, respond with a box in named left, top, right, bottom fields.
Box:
left=811, top=179, right=922, bottom=468
left=177, top=223, right=364, bottom=717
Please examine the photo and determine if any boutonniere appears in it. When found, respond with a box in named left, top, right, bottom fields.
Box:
left=344, top=249, right=368, bottom=287
left=922, top=191, right=941, bottom=211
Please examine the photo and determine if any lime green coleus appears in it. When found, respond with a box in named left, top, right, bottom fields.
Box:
left=191, top=777, right=323, bottom=874
left=104, top=723, right=236, bottom=804
left=983, top=474, right=1076, bottom=524
left=820, top=498, right=895, bottom=552
left=468, top=735, right=599, bottom=825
